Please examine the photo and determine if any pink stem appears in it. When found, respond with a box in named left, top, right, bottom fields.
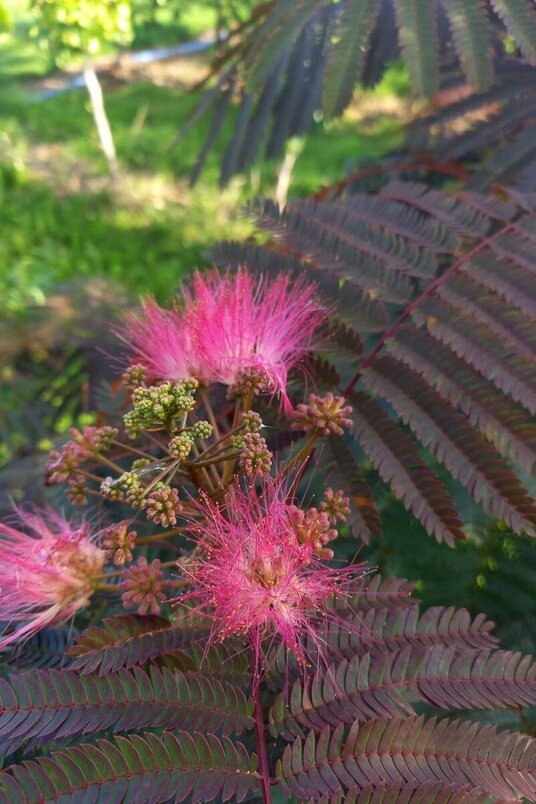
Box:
left=342, top=221, right=516, bottom=397
left=251, top=641, right=273, bottom=803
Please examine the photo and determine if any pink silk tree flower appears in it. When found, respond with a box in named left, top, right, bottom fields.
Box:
left=122, top=299, right=194, bottom=385
left=0, top=509, right=105, bottom=649
left=179, top=476, right=363, bottom=670
left=123, top=268, right=326, bottom=410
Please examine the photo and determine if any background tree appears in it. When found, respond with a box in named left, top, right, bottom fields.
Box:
left=31, top=0, right=133, bottom=175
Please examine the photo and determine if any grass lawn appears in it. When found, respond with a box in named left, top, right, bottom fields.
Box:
left=1, top=83, right=404, bottom=313
left=0, top=0, right=407, bottom=312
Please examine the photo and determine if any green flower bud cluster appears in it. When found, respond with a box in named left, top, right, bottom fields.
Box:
left=168, top=420, right=214, bottom=462
left=123, top=380, right=199, bottom=433
left=168, top=432, right=194, bottom=461
left=191, top=420, right=213, bottom=439
left=118, top=471, right=145, bottom=509
left=122, top=363, right=148, bottom=389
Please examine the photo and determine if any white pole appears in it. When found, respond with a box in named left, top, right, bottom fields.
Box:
left=83, top=59, right=118, bottom=177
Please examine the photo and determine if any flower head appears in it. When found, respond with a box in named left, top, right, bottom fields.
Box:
left=179, top=476, right=361, bottom=666
left=123, top=268, right=326, bottom=410
left=239, top=432, right=273, bottom=478
left=320, top=487, right=351, bottom=525
left=120, top=557, right=166, bottom=615
left=144, top=484, right=183, bottom=527
left=0, top=509, right=105, bottom=648
left=45, top=441, right=88, bottom=485
left=101, top=521, right=137, bottom=565
left=291, top=392, right=353, bottom=436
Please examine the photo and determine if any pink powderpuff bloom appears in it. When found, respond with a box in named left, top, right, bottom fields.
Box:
left=0, top=509, right=105, bottom=649
left=178, top=475, right=364, bottom=670
left=123, top=268, right=326, bottom=411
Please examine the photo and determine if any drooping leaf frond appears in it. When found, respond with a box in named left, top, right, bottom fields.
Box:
left=270, top=646, right=536, bottom=739
left=68, top=613, right=208, bottom=675
left=0, top=731, right=259, bottom=802
left=349, top=390, right=466, bottom=546
left=361, top=357, right=536, bottom=535
left=306, top=783, right=502, bottom=803
left=276, top=716, right=536, bottom=800
left=0, top=626, right=74, bottom=671
left=393, top=0, right=439, bottom=99
left=324, top=434, right=381, bottom=544
left=324, top=605, right=498, bottom=660
left=181, top=0, right=536, bottom=182
left=235, top=186, right=536, bottom=544
left=442, top=0, right=493, bottom=91
left=0, top=665, right=253, bottom=756
left=411, top=62, right=536, bottom=190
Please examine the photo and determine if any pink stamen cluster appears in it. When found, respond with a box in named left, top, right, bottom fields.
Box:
left=120, top=557, right=166, bottom=615
left=123, top=268, right=326, bottom=410
left=0, top=509, right=104, bottom=648
left=180, top=477, right=362, bottom=664
left=291, top=392, right=353, bottom=436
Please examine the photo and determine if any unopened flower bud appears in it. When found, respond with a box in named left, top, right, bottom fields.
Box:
left=101, top=522, right=137, bottom=565
left=320, top=487, right=351, bottom=525
left=239, top=432, right=272, bottom=477
left=291, top=393, right=353, bottom=437
left=46, top=442, right=88, bottom=486
left=66, top=476, right=88, bottom=506
left=191, top=420, right=213, bottom=440
left=100, top=476, right=125, bottom=501
left=288, top=505, right=338, bottom=560
left=241, top=410, right=262, bottom=433
left=69, top=425, right=118, bottom=453
left=123, top=363, right=147, bottom=389
left=144, top=483, right=182, bottom=527
left=120, top=557, right=166, bottom=615
left=168, top=433, right=194, bottom=461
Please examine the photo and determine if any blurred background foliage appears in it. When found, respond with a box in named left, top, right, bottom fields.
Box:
left=1, top=0, right=535, bottom=692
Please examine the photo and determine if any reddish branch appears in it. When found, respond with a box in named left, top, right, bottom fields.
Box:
left=342, top=221, right=517, bottom=397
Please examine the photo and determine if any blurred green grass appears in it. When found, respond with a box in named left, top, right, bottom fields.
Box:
left=1, top=84, right=404, bottom=311
left=0, top=0, right=406, bottom=313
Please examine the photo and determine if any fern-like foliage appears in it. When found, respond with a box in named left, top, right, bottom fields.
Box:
left=180, top=0, right=536, bottom=183
left=68, top=613, right=209, bottom=675
left=0, top=731, right=259, bottom=802
left=0, top=664, right=253, bottom=757
left=269, top=647, right=536, bottom=739
left=275, top=716, right=536, bottom=800
left=215, top=183, right=536, bottom=545
left=0, top=575, right=535, bottom=801
left=410, top=61, right=536, bottom=191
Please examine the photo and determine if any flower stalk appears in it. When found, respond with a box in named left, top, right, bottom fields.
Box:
left=251, top=639, right=273, bottom=804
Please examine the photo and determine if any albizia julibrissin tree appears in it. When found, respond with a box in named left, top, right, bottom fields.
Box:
left=0, top=258, right=535, bottom=803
